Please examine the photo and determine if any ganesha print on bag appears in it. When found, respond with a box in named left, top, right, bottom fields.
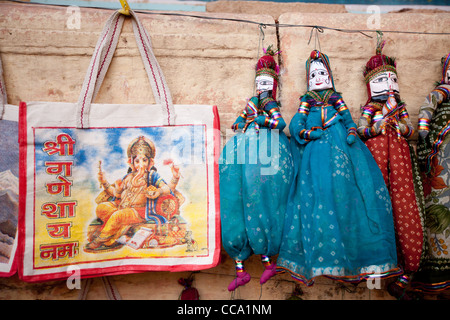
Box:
left=414, top=52, right=450, bottom=292
left=34, top=125, right=211, bottom=269
left=85, top=135, right=188, bottom=252
left=357, top=37, right=426, bottom=291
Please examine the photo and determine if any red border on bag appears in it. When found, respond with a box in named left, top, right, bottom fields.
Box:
left=18, top=103, right=221, bottom=282
left=0, top=106, right=20, bottom=278
left=17, top=102, right=28, bottom=280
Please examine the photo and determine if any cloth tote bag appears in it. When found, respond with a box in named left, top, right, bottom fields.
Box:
left=18, top=10, right=220, bottom=282
left=0, top=56, right=19, bottom=277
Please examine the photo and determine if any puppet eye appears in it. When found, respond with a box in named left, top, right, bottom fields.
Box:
left=373, top=76, right=388, bottom=83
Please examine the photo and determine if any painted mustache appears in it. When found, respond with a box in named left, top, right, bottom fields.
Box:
left=372, top=88, right=400, bottom=94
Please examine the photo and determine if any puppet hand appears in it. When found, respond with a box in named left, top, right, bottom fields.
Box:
left=347, top=134, right=356, bottom=145
left=309, top=129, right=323, bottom=140
left=398, top=123, right=407, bottom=134
left=255, top=116, right=268, bottom=126
left=233, top=121, right=245, bottom=131
left=373, top=119, right=386, bottom=134
left=418, top=129, right=429, bottom=139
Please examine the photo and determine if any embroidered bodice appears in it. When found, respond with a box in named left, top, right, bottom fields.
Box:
left=292, top=89, right=357, bottom=144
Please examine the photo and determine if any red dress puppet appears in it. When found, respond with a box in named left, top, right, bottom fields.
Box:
left=356, top=39, right=425, bottom=295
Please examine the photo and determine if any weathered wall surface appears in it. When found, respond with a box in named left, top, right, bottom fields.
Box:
left=206, top=0, right=347, bottom=20
left=0, top=1, right=449, bottom=300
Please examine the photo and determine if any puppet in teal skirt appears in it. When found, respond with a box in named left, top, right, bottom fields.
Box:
left=219, top=46, right=294, bottom=291
left=277, top=50, right=401, bottom=285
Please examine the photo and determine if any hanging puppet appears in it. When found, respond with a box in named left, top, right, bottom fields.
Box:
left=356, top=36, right=425, bottom=296
left=219, top=46, right=294, bottom=291
left=277, top=50, right=400, bottom=285
left=414, top=52, right=450, bottom=292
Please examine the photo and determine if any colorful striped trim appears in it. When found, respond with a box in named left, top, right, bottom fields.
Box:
left=267, top=107, right=281, bottom=119
left=364, top=64, right=398, bottom=84
left=255, top=67, right=278, bottom=81
left=235, top=260, right=245, bottom=273
left=298, top=106, right=310, bottom=115
left=246, top=100, right=258, bottom=117
left=261, top=255, right=272, bottom=267
left=434, top=85, right=450, bottom=100
left=418, top=118, right=430, bottom=131
left=322, top=111, right=338, bottom=128
left=361, top=107, right=375, bottom=122
left=276, top=265, right=403, bottom=287
left=366, top=101, right=384, bottom=111
left=299, top=129, right=311, bottom=141
left=307, top=89, right=334, bottom=104
left=425, top=120, right=450, bottom=171
left=398, top=107, right=409, bottom=119
left=412, top=279, right=450, bottom=293
left=264, top=117, right=279, bottom=129
left=372, top=112, right=383, bottom=122
left=401, top=122, right=413, bottom=138
left=335, top=98, right=347, bottom=112
left=362, top=126, right=377, bottom=138
left=258, top=97, right=272, bottom=110
left=347, top=127, right=357, bottom=136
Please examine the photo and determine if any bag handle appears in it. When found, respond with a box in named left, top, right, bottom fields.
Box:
left=76, top=10, right=175, bottom=128
left=0, top=54, right=8, bottom=120
left=90, top=11, right=168, bottom=110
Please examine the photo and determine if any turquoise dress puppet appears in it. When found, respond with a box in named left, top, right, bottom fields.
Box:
left=219, top=46, right=294, bottom=291
left=277, top=50, right=401, bottom=285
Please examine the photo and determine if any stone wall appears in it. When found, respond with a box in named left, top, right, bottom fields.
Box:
left=0, top=1, right=449, bottom=300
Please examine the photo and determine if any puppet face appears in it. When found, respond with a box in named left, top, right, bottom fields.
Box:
left=369, top=71, right=399, bottom=99
left=255, top=75, right=274, bottom=94
left=308, top=60, right=332, bottom=91
left=446, top=68, right=450, bottom=85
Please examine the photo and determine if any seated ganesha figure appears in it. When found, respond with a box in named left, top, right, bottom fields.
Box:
left=84, top=136, right=182, bottom=252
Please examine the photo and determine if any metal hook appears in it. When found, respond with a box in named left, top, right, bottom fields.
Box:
left=259, top=23, right=267, bottom=42
left=254, top=23, right=267, bottom=95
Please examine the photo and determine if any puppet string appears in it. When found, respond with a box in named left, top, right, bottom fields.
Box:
left=307, top=26, right=324, bottom=51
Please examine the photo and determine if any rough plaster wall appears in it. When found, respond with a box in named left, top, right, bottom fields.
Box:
left=0, top=1, right=449, bottom=300
left=206, top=0, right=347, bottom=20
